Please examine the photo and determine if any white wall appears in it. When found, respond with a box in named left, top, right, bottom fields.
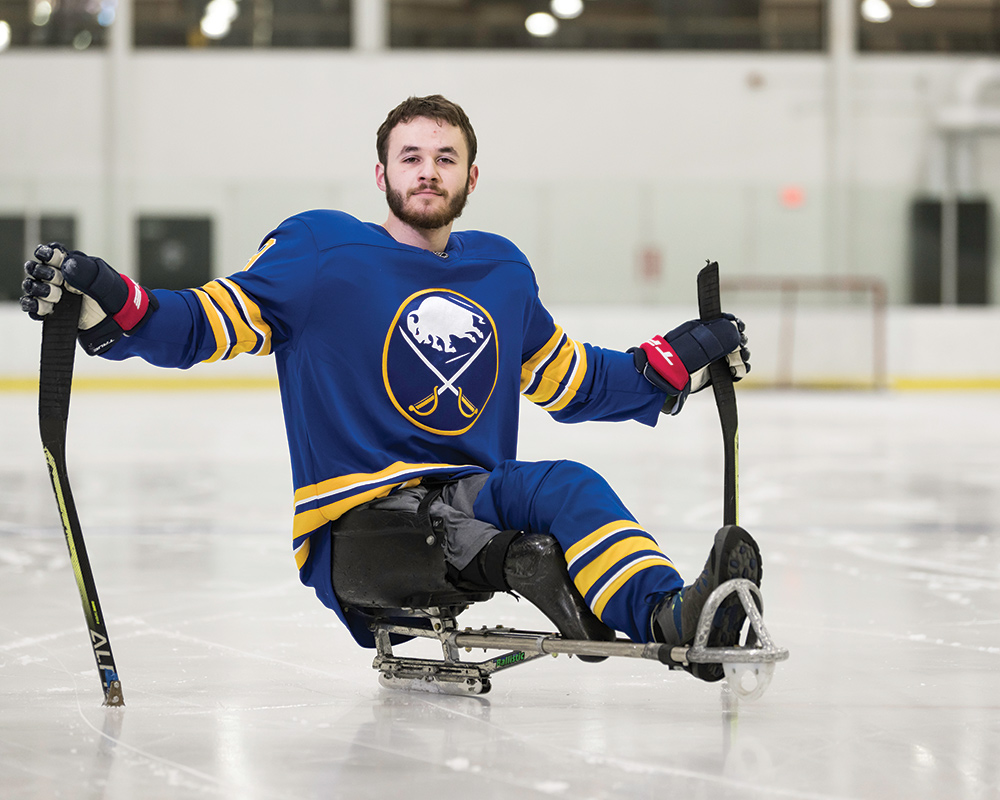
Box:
left=2, top=303, right=998, bottom=387
left=2, top=49, right=999, bottom=307
left=2, top=47, right=1000, bottom=384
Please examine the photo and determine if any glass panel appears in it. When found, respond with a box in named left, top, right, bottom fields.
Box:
left=0, top=0, right=110, bottom=49
left=133, top=0, right=350, bottom=48
left=40, top=216, right=77, bottom=251
left=137, top=215, right=212, bottom=288
left=0, top=217, right=26, bottom=302
left=0, top=215, right=76, bottom=302
left=389, top=0, right=825, bottom=51
left=909, top=199, right=990, bottom=304
left=859, top=0, right=1000, bottom=53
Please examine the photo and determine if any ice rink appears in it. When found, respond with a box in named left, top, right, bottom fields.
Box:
left=2, top=384, right=999, bottom=799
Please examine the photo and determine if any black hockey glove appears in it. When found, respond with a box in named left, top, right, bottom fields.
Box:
left=629, top=314, right=750, bottom=415
left=21, top=243, right=158, bottom=356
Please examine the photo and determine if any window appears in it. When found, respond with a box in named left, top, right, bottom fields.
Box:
left=0, top=0, right=109, bottom=50
left=859, top=0, right=1000, bottom=52
left=0, top=215, right=76, bottom=302
left=389, top=0, right=826, bottom=51
left=133, top=0, right=350, bottom=48
left=137, top=216, right=212, bottom=288
left=909, top=199, right=990, bottom=304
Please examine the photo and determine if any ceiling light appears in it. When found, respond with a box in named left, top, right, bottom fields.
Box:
left=200, top=13, right=231, bottom=39
left=860, top=0, right=892, bottom=22
left=206, top=0, right=238, bottom=24
left=32, top=1, right=52, bottom=26
left=0, top=20, right=11, bottom=52
left=525, top=12, right=559, bottom=37
left=551, top=0, right=584, bottom=19
left=72, top=29, right=93, bottom=49
left=201, top=0, right=238, bottom=40
left=97, top=1, right=116, bottom=27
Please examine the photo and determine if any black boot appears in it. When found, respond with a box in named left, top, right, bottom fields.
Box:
left=651, top=525, right=762, bottom=682
left=502, top=534, right=617, bottom=662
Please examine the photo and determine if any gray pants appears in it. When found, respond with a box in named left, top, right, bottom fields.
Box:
left=362, top=473, right=501, bottom=571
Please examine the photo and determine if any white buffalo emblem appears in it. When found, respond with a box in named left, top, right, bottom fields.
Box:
left=406, top=296, right=486, bottom=353
left=384, top=290, right=498, bottom=435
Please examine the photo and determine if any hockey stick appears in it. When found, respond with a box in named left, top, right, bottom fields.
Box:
left=38, top=291, right=125, bottom=706
left=696, top=261, right=739, bottom=527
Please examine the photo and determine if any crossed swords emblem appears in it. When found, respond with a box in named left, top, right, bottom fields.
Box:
left=399, top=325, right=493, bottom=419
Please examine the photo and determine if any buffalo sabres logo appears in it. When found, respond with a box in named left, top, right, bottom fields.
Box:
left=383, top=289, right=499, bottom=435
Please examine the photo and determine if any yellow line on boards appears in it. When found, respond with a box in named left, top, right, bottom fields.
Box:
left=0, top=376, right=279, bottom=393
left=735, top=377, right=1000, bottom=392
left=890, top=377, right=1000, bottom=391
left=1, top=374, right=1000, bottom=393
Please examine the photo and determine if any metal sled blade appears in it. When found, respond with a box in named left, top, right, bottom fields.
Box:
left=376, top=659, right=493, bottom=695
left=685, top=578, right=789, bottom=702
left=371, top=614, right=690, bottom=696
left=372, top=617, right=552, bottom=695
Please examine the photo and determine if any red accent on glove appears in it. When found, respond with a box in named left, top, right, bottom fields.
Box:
left=639, top=335, right=690, bottom=392
left=112, top=275, right=150, bottom=332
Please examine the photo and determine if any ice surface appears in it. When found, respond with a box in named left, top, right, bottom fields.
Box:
left=2, top=388, right=999, bottom=799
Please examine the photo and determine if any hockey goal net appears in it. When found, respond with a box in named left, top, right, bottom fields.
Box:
left=719, top=275, right=888, bottom=390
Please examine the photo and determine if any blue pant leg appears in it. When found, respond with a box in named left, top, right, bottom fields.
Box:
left=473, top=459, right=684, bottom=643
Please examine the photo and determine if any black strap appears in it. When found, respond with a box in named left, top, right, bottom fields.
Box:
left=457, top=529, right=522, bottom=592
left=415, top=484, right=444, bottom=532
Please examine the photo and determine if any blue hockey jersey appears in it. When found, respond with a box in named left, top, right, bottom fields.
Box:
left=105, top=210, right=666, bottom=620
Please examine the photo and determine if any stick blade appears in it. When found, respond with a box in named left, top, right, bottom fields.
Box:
left=697, top=260, right=722, bottom=321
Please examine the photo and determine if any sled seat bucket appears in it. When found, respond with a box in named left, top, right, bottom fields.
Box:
left=331, top=505, right=492, bottom=610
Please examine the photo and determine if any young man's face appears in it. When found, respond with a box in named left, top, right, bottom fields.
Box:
left=376, top=116, right=479, bottom=231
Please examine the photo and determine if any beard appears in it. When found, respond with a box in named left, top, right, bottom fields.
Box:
left=385, top=174, right=472, bottom=231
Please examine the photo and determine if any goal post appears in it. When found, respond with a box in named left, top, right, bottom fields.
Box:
left=719, top=275, right=888, bottom=390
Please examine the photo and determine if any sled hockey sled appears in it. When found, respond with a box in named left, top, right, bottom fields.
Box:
left=331, top=508, right=789, bottom=703
left=364, top=579, right=787, bottom=702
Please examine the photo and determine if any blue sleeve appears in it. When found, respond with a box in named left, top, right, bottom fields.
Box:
left=549, top=345, right=666, bottom=426
left=520, top=280, right=665, bottom=426
left=100, top=216, right=319, bottom=368
left=101, top=289, right=215, bottom=368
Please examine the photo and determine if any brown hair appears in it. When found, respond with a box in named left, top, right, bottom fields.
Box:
left=376, top=95, right=478, bottom=167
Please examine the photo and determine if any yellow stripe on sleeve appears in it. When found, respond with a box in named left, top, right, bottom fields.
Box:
left=521, top=330, right=589, bottom=410
left=542, top=341, right=588, bottom=412
left=243, top=238, right=276, bottom=271
left=199, top=280, right=271, bottom=358
left=523, top=337, right=576, bottom=404
left=223, top=279, right=272, bottom=356
left=192, top=288, right=230, bottom=363
left=520, top=326, right=565, bottom=392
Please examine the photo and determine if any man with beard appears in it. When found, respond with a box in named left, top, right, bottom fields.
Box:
left=21, top=95, right=759, bottom=683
